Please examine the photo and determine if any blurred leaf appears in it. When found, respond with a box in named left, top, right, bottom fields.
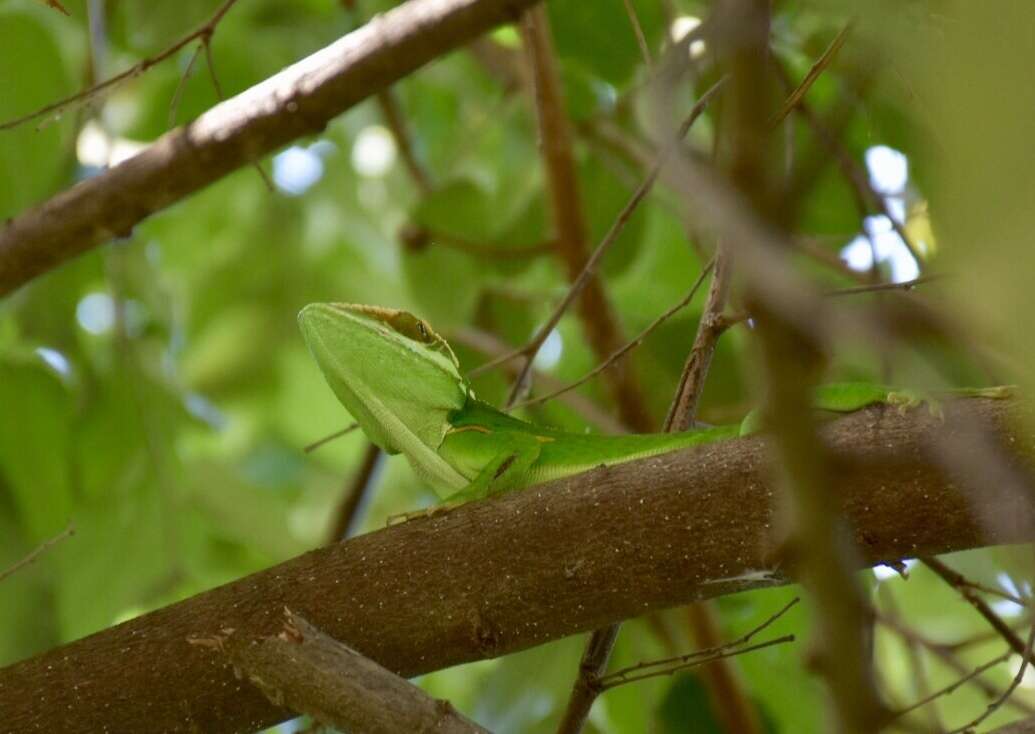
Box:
left=181, top=304, right=280, bottom=395
left=657, top=674, right=724, bottom=733
left=0, top=9, right=73, bottom=218
left=548, top=0, right=665, bottom=89
left=0, top=358, right=73, bottom=537
left=580, top=155, right=647, bottom=278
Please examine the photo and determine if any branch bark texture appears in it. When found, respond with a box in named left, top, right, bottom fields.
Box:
left=0, top=398, right=1032, bottom=733
left=0, top=0, right=540, bottom=296
left=217, top=610, right=489, bottom=734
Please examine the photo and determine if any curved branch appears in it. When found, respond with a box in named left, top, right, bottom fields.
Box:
left=0, top=0, right=541, bottom=296
left=0, top=398, right=1032, bottom=733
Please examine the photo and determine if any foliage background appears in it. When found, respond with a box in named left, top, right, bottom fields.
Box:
left=1, top=0, right=1033, bottom=731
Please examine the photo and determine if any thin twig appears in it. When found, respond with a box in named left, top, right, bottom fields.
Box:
left=621, top=0, right=653, bottom=68
left=202, top=36, right=274, bottom=191
left=599, top=635, right=794, bottom=689
left=201, top=37, right=225, bottom=99
left=41, top=0, right=70, bottom=15
left=795, top=236, right=872, bottom=284
left=1, top=0, right=241, bottom=131
left=451, top=328, right=629, bottom=434
left=516, top=6, right=650, bottom=429
left=604, top=597, right=800, bottom=682
left=769, top=23, right=853, bottom=127
left=826, top=275, right=941, bottom=297
left=597, top=599, right=799, bottom=696
left=891, top=651, right=1014, bottom=721
left=304, top=424, right=359, bottom=454
left=779, top=68, right=925, bottom=267
left=954, top=580, right=1030, bottom=610
left=513, top=258, right=715, bottom=410
left=922, top=556, right=1029, bottom=656
left=879, top=612, right=1035, bottom=716
left=947, top=614, right=1035, bottom=733
left=168, top=41, right=205, bottom=128
left=326, top=442, right=383, bottom=543
left=375, top=89, right=433, bottom=193
left=342, top=0, right=435, bottom=195
left=881, top=589, right=943, bottom=731
left=946, top=623, right=1034, bottom=655
left=664, top=249, right=732, bottom=431
left=556, top=624, right=621, bottom=733
left=466, top=78, right=726, bottom=381
left=0, top=525, right=75, bottom=584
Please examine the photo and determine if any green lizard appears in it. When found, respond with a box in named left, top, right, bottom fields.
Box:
left=299, top=302, right=1011, bottom=509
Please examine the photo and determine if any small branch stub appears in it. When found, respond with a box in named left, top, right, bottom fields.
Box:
left=212, top=609, right=490, bottom=734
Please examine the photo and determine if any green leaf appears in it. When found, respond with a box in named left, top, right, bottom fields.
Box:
left=0, top=358, right=73, bottom=537
left=657, top=674, right=724, bottom=733
left=548, top=0, right=665, bottom=88
left=0, top=10, right=73, bottom=218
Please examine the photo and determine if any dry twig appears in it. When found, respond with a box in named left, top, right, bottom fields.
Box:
left=0, top=525, right=75, bottom=584
left=517, top=6, right=651, bottom=429
left=1, top=0, right=242, bottom=131
left=922, top=557, right=1029, bottom=656
left=466, top=79, right=725, bottom=385
left=513, top=259, right=715, bottom=410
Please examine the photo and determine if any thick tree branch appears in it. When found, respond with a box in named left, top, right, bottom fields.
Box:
left=0, top=398, right=1032, bottom=733
left=0, top=0, right=541, bottom=296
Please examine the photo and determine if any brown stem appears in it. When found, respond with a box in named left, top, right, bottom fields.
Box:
left=826, top=275, right=941, bottom=297
left=465, top=79, right=725, bottom=383
left=880, top=612, right=1035, bottom=716
left=375, top=89, right=433, bottom=193
left=168, top=41, right=204, bottom=128
left=555, top=624, right=620, bottom=734
left=664, top=249, right=733, bottom=431
left=326, top=442, right=383, bottom=543
left=0, top=525, right=75, bottom=584
left=921, top=556, right=1029, bottom=655
left=516, top=6, right=651, bottom=430
left=891, top=651, right=1014, bottom=722
left=769, top=23, right=853, bottom=127
left=945, top=610, right=1035, bottom=733
left=620, top=0, right=652, bottom=68
left=776, top=63, right=924, bottom=267
left=598, top=635, right=794, bottom=689
left=718, top=1, right=886, bottom=730
left=303, top=423, right=359, bottom=454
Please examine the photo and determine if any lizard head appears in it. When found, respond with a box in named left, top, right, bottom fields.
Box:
left=298, top=303, right=468, bottom=475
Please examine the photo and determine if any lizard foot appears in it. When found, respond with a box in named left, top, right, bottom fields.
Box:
left=386, top=502, right=458, bottom=526
left=886, top=390, right=944, bottom=420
